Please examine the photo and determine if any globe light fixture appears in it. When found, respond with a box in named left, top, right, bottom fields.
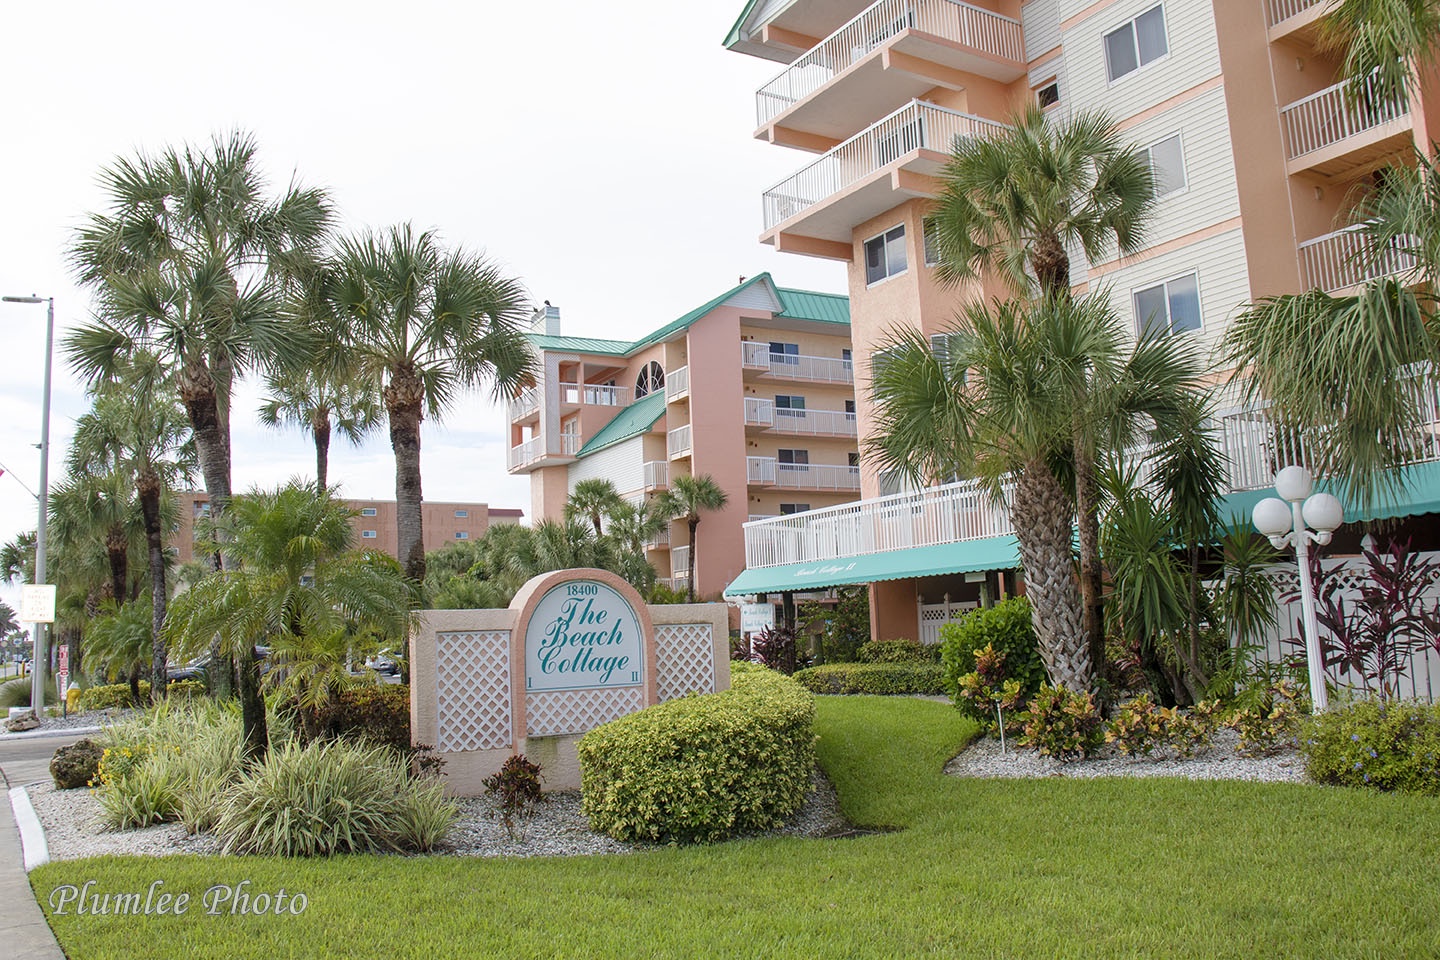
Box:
left=1252, top=465, right=1343, bottom=712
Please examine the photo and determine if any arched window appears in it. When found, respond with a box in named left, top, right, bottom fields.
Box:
left=634, top=361, right=665, bottom=398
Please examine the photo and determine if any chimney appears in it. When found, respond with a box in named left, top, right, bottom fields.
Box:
left=532, top=300, right=561, bottom=335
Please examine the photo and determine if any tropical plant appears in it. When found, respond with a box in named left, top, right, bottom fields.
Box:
left=602, top=498, right=666, bottom=595
left=0, top=532, right=35, bottom=584
left=565, top=479, right=626, bottom=537
left=0, top=601, right=18, bottom=637
left=258, top=369, right=382, bottom=492
left=66, top=130, right=332, bottom=732
left=657, top=474, right=728, bottom=602
left=85, top=598, right=154, bottom=705
left=331, top=223, right=534, bottom=582
left=165, top=484, right=415, bottom=753
left=1318, top=0, right=1440, bottom=105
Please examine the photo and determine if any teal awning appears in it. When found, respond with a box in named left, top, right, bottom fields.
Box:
left=1214, top=459, right=1440, bottom=530
left=723, top=535, right=1020, bottom=597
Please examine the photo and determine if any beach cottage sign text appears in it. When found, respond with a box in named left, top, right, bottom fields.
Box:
left=524, top=578, right=643, bottom=690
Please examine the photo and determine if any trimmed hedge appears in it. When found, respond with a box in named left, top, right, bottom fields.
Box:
left=323, top=684, right=411, bottom=751
left=940, top=599, right=1045, bottom=722
left=1303, top=699, right=1440, bottom=794
left=856, top=638, right=939, bottom=664
left=792, top=662, right=947, bottom=696
left=78, top=680, right=205, bottom=711
left=578, top=662, right=815, bottom=844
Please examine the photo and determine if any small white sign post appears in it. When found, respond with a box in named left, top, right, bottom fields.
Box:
left=741, top=602, right=775, bottom=638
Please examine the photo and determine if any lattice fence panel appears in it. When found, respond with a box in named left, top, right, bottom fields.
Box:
left=527, top=687, right=644, bottom=737
left=436, top=631, right=512, bottom=752
left=656, top=623, right=717, bottom=702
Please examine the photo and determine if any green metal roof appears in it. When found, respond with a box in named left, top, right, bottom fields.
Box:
left=723, top=535, right=1020, bottom=597
left=575, top=391, right=667, bottom=457
left=530, top=274, right=848, bottom=361
left=723, top=0, right=762, bottom=48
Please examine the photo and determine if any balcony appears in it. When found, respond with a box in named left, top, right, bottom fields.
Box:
left=665, top=365, right=690, bottom=402
left=509, top=387, right=539, bottom=423
left=644, top=526, right=670, bottom=549
left=643, top=460, right=669, bottom=491
left=762, top=99, right=1007, bottom=253
left=741, top=341, right=856, bottom=384
left=770, top=408, right=859, bottom=438
left=560, top=382, right=629, bottom=408
left=755, top=0, right=1024, bottom=146
left=507, top=433, right=581, bottom=473
left=1266, top=0, right=1326, bottom=42
left=745, top=397, right=776, bottom=428
left=508, top=437, right=543, bottom=471
left=747, top=456, right=778, bottom=485
left=1280, top=76, right=1412, bottom=179
left=1298, top=225, right=1418, bottom=293
left=667, top=424, right=692, bottom=459
left=749, top=457, right=862, bottom=491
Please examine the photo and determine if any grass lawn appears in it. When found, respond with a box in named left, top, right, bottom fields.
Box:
left=30, top=697, right=1440, bottom=959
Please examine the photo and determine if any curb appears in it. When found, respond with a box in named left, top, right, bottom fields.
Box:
left=8, top=786, right=49, bottom=872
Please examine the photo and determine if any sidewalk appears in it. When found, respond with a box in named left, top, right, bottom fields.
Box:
left=1, top=748, right=70, bottom=960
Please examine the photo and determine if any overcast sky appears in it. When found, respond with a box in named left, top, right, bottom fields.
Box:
left=0, top=0, right=848, bottom=623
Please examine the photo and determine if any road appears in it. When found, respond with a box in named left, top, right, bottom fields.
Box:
left=0, top=733, right=85, bottom=789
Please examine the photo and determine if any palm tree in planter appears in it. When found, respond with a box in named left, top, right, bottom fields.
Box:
left=331, top=224, right=534, bottom=582
left=658, top=474, right=728, bottom=603
left=165, top=484, right=415, bottom=753
left=869, top=295, right=1211, bottom=693
left=927, top=104, right=1155, bottom=683
left=565, top=479, right=626, bottom=536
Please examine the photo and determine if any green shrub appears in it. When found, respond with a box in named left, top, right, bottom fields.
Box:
left=1105, top=694, right=1172, bottom=757
left=956, top=644, right=1025, bottom=734
left=792, top=662, right=947, bottom=696
left=1228, top=679, right=1306, bottom=756
left=483, top=754, right=546, bottom=838
left=578, top=665, right=815, bottom=844
left=1019, top=685, right=1104, bottom=762
left=857, top=638, right=937, bottom=664
left=213, top=740, right=456, bottom=856
left=0, top=675, right=60, bottom=709
left=1303, top=699, right=1440, bottom=794
left=96, top=746, right=184, bottom=829
left=940, top=599, right=1045, bottom=723
left=78, top=679, right=206, bottom=711
left=323, top=683, right=410, bottom=752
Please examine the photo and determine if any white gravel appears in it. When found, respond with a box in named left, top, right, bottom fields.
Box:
left=946, top=727, right=1311, bottom=783
left=25, top=766, right=848, bottom=862
left=1, top=708, right=140, bottom=738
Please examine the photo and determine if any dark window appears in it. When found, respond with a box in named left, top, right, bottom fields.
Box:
left=1105, top=5, right=1167, bottom=82
left=779, top=503, right=811, bottom=515
left=864, top=225, right=907, bottom=285
left=769, top=341, right=800, bottom=365
left=778, top=449, right=809, bottom=471
left=1036, top=81, right=1060, bottom=108
left=775, top=395, right=806, bottom=417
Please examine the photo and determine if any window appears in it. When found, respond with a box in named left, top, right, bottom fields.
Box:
left=454, top=509, right=468, bottom=518
left=922, top=217, right=940, bottom=266
left=841, top=348, right=852, bottom=369
left=362, top=530, right=377, bottom=539
left=778, top=449, right=809, bottom=471
left=194, top=501, right=210, bottom=519
left=848, top=452, right=860, bottom=467
left=360, top=507, right=377, bottom=517
left=1104, top=5, right=1167, bottom=83
left=769, top=341, right=799, bottom=365
left=1142, top=133, right=1186, bottom=198
left=779, top=503, right=811, bottom=515
left=455, top=531, right=469, bottom=540
left=845, top=399, right=856, bottom=419
left=1133, top=272, right=1201, bottom=337
left=1036, top=80, right=1060, bottom=109
left=775, top=395, right=806, bottom=417
left=634, top=361, right=664, bottom=397
left=864, top=225, right=907, bottom=285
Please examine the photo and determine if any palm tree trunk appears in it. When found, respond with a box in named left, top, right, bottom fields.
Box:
left=686, top=519, right=698, bottom=602
left=105, top=526, right=128, bottom=609
left=1010, top=467, right=1092, bottom=690
left=386, top=370, right=427, bottom=582
left=313, top=416, right=331, bottom=491
left=139, top=472, right=169, bottom=700
left=235, top=642, right=268, bottom=760
left=1072, top=438, right=1107, bottom=698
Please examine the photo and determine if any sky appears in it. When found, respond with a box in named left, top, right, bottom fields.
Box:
left=0, top=0, right=848, bottom=623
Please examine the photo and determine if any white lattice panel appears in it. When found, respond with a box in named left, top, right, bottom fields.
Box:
left=656, top=623, right=716, bottom=702
left=526, top=687, right=644, bottom=737
left=436, top=631, right=512, bottom=752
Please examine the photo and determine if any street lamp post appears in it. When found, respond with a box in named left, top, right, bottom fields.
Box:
left=2, top=295, right=54, bottom=717
left=1251, top=465, right=1344, bottom=713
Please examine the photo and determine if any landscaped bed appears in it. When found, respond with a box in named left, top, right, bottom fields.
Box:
left=30, top=696, right=1440, bottom=959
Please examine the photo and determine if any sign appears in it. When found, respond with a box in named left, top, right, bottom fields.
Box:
left=58, top=645, right=68, bottom=674
left=524, top=578, right=644, bottom=692
left=741, top=602, right=775, bottom=637
left=20, top=584, right=56, bottom=624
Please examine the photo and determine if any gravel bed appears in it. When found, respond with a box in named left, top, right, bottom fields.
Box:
left=25, top=766, right=848, bottom=862
left=2, top=708, right=140, bottom=738
left=946, top=727, right=1310, bottom=783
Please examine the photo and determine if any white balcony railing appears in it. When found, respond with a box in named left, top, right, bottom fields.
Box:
left=561, top=433, right=581, bottom=456
left=776, top=463, right=863, bottom=491
left=749, top=514, right=780, bottom=522
left=745, top=397, right=776, bottom=427
left=763, top=99, right=1007, bottom=231
left=755, top=0, right=1023, bottom=126
left=643, top=460, right=669, bottom=491
left=644, top=527, right=670, bottom=549
left=1266, top=0, right=1322, bottom=28
left=560, top=382, right=629, bottom=407
left=509, top=387, right=540, bottom=421
left=1298, top=225, right=1419, bottom=293
left=666, top=365, right=690, bottom=401
left=1280, top=75, right=1408, bottom=161
left=508, top=436, right=542, bottom=470
left=769, top=408, right=859, bottom=438
left=739, top=341, right=856, bottom=384
left=747, top=456, right=778, bottom=485
left=671, top=545, right=691, bottom=581
left=668, top=424, right=692, bottom=458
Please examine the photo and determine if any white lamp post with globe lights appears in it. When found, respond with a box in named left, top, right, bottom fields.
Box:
left=1251, top=465, right=1344, bottom=712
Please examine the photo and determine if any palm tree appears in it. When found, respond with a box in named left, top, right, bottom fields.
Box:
left=47, top=471, right=143, bottom=609
left=70, top=353, right=195, bottom=696
left=165, top=484, right=415, bottom=753
left=258, top=368, right=382, bottom=492
left=603, top=498, right=667, bottom=595
left=928, top=104, right=1156, bottom=677
left=332, top=224, right=534, bottom=582
left=0, top=533, right=35, bottom=585
left=658, top=474, right=728, bottom=602
left=1318, top=0, right=1440, bottom=105
left=66, top=131, right=330, bottom=736
left=869, top=296, right=1213, bottom=692
left=0, top=601, right=17, bottom=638
left=565, top=479, right=626, bottom=536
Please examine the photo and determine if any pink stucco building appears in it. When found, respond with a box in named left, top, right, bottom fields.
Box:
left=507, top=275, right=855, bottom=601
